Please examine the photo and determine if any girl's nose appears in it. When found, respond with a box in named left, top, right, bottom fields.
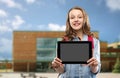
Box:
left=74, top=18, right=78, bottom=21
left=74, top=18, right=79, bottom=22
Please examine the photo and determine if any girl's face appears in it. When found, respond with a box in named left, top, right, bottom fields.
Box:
left=69, top=9, right=84, bottom=31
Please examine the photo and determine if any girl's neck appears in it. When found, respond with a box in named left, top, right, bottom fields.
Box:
left=76, top=30, right=84, bottom=40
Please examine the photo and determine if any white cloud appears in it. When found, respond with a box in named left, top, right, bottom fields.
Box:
left=0, top=9, right=8, bottom=17
left=26, top=0, right=36, bottom=4
left=12, top=15, right=25, bottom=29
left=37, top=23, right=66, bottom=31
left=106, top=0, right=120, bottom=11
left=0, top=38, right=12, bottom=53
left=0, top=25, right=12, bottom=33
left=0, top=20, right=12, bottom=33
left=37, top=24, right=47, bottom=30
left=48, top=23, right=65, bottom=31
left=0, top=15, right=25, bottom=33
left=0, top=0, right=23, bottom=10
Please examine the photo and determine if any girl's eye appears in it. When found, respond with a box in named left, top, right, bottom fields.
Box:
left=70, top=16, right=74, bottom=19
left=78, top=16, right=82, bottom=18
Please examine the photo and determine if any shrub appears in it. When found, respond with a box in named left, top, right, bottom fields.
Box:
left=112, top=57, right=120, bottom=73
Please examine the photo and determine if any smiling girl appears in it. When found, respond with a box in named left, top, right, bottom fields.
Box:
left=52, top=6, right=101, bottom=78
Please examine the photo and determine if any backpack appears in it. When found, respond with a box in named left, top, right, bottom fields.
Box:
left=88, top=35, right=94, bottom=49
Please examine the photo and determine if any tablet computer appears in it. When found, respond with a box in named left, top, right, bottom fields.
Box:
left=57, top=41, right=92, bottom=64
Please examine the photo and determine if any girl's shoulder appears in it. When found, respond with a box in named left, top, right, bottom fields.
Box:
left=92, top=36, right=100, bottom=47
left=87, top=35, right=100, bottom=48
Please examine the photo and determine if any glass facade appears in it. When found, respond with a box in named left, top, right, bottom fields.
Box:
left=36, top=38, right=61, bottom=72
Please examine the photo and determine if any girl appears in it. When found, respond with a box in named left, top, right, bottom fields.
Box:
left=52, top=6, right=101, bottom=78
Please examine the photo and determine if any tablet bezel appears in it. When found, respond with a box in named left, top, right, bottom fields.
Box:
left=57, top=41, right=92, bottom=64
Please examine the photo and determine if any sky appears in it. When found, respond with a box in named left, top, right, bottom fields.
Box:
left=0, top=0, right=120, bottom=60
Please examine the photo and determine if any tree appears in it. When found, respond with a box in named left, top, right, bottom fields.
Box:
left=112, top=57, right=120, bottom=73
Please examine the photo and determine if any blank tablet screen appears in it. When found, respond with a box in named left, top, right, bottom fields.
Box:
left=57, top=41, right=92, bottom=64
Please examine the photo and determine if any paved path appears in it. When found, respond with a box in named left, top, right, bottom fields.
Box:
left=0, top=73, right=120, bottom=78
left=97, top=73, right=120, bottom=78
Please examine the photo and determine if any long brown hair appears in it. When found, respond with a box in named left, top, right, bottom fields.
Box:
left=64, top=6, right=94, bottom=40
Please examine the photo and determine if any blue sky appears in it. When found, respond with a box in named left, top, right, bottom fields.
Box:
left=0, top=0, right=120, bottom=60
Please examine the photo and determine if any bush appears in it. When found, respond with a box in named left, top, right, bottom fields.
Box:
left=112, top=57, right=120, bottom=73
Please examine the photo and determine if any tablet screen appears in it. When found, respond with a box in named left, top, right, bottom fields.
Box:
left=57, top=41, right=92, bottom=64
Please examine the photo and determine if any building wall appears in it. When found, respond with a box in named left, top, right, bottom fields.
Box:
left=100, top=41, right=108, bottom=52
left=13, top=31, right=120, bottom=72
left=13, top=31, right=65, bottom=72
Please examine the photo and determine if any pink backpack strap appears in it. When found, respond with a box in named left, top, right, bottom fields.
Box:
left=88, top=35, right=94, bottom=49
left=62, top=36, right=69, bottom=41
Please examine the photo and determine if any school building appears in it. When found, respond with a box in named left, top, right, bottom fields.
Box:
left=13, top=31, right=120, bottom=72
left=101, top=41, right=120, bottom=72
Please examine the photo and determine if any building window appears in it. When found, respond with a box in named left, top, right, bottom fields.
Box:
left=36, top=38, right=61, bottom=72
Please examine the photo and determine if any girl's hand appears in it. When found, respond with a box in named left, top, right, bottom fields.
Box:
left=87, top=57, right=98, bottom=67
left=52, top=57, right=63, bottom=68
left=87, top=57, right=99, bottom=73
